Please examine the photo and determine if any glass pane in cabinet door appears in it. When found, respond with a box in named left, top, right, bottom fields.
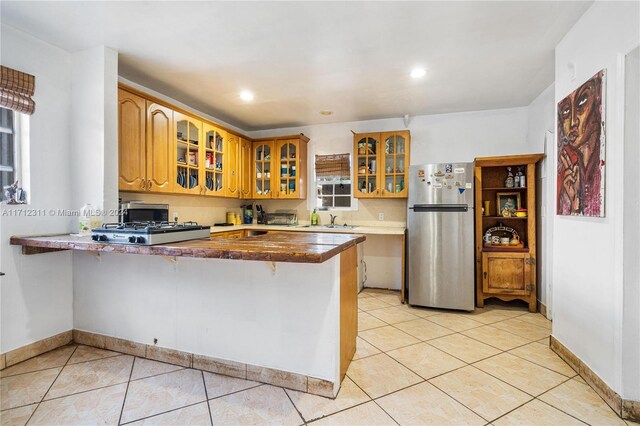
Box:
left=188, top=122, right=199, bottom=145
left=366, top=137, right=377, bottom=155
left=385, top=136, right=394, bottom=155
left=396, top=135, right=405, bottom=155
left=177, top=121, right=187, bottom=142
left=357, top=138, right=367, bottom=156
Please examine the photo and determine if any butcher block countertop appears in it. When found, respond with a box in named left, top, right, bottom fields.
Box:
left=9, top=231, right=366, bottom=263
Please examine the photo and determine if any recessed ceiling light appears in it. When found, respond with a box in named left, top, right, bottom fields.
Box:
left=319, top=110, right=332, bottom=116
left=240, top=90, right=254, bottom=101
left=410, top=67, right=426, bottom=78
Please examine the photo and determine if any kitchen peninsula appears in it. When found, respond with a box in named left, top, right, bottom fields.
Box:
left=10, top=232, right=364, bottom=397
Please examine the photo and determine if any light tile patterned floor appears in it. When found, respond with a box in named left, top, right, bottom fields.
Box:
left=0, top=288, right=634, bottom=425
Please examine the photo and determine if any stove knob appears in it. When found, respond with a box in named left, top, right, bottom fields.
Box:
left=91, top=234, right=100, bottom=241
left=97, top=235, right=108, bottom=242
left=135, top=236, right=146, bottom=244
left=128, top=236, right=137, bottom=243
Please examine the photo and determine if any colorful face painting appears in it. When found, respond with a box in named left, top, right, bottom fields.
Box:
left=557, top=70, right=606, bottom=217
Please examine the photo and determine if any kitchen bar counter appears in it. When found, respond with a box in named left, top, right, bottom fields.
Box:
left=10, top=231, right=365, bottom=263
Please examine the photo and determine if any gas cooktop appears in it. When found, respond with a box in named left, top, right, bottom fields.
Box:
left=91, top=221, right=210, bottom=245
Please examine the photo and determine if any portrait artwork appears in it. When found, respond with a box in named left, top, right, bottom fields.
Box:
left=557, top=70, right=606, bottom=217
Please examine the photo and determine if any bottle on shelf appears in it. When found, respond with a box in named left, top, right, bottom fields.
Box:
left=505, top=167, right=514, bottom=188
left=519, top=167, right=526, bottom=188
left=311, top=208, right=318, bottom=226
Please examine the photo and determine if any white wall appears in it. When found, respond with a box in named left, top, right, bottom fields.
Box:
left=70, top=46, right=119, bottom=219
left=73, top=252, right=341, bottom=382
left=525, top=83, right=555, bottom=314
left=552, top=0, right=639, bottom=399
left=622, top=46, right=640, bottom=401
left=0, top=25, right=74, bottom=352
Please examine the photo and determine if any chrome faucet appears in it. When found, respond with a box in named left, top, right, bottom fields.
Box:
left=329, top=214, right=337, bottom=225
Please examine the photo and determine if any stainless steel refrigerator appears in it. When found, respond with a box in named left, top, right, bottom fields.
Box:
left=407, top=162, right=475, bottom=310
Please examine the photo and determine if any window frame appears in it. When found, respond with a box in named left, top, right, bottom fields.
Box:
left=314, top=153, right=358, bottom=211
left=1, top=106, right=28, bottom=204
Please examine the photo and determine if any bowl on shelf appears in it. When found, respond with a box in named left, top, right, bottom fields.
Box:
left=515, top=209, right=527, bottom=218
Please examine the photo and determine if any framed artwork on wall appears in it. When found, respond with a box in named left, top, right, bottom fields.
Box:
left=497, top=192, right=521, bottom=217
left=557, top=69, right=606, bottom=217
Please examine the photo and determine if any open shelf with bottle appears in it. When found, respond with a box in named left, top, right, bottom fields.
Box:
left=474, top=154, right=544, bottom=312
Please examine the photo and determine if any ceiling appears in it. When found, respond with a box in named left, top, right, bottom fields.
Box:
left=1, top=1, right=592, bottom=131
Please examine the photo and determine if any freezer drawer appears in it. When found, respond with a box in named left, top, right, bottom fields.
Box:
left=407, top=207, right=475, bottom=310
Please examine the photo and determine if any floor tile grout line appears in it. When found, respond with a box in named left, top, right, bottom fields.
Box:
left=206, top=383, right=265, bottom=402
left=534, top=375, right=609, bottom=425
left=127, top=360, right=185, bottom=383
left=371, top=398, right=401, bottom=425
left=24, top=344, right=80, bottom=425
left=462, top=363, right=547, bottom=400
left=0, top=344, right=79, bottom=379
left=36, top=380, right=131, bottom=405
left=67, top=352, right=126, bottom=367
left=200, top=370, right=214, bottom=426
left=534, top=396, right=592, bottom=425
left=505, top=345, right=579, bottom=378
left=117, top=355, right=137, bottom=426
left=282, top=386, right=308, bottom=425
left=119, top=400, right=208, bottom=425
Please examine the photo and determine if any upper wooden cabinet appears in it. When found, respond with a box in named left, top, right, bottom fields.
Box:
left=353, top=130, right=410, bottom=198
left=225, top=133, right=240, bottom=198
left=239, top=137, right=252, bottom=199
left=174, top=112, right=203, bottom=196
left=118, top=89, right=173, bottom=193
left=117, top=84, right=309, bottom=200
left=474, top=153, right=544, bottom=312
left=118, top=89, right=146, bottom=192
left=252, top=135, right=309, bottom=199
left=146, top=103, right=174, bottom=193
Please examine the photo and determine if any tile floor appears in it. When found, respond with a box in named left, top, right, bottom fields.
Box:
left=0, top=288, right=634, bottom=425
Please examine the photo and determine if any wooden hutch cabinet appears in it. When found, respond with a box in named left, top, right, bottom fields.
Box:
left=353, top=130, right=410, bottom=198
left=474, top=154, right=544, bottom=312
left=251, top=135, right=309, bottom=199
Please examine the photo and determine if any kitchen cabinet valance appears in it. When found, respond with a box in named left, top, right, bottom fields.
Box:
left=0, top=65, right=36, bottom=115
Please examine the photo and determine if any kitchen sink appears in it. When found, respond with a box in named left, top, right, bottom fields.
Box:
left=323, top=225, right=358, bottom=230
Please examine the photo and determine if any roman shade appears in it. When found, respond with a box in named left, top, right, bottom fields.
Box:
left=0, top=65, right=36, bottom=115
left=315, top=153, right=350, bottom=179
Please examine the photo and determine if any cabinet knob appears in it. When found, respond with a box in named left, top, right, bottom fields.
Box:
left=148, top=180, right=152, bottom=189
left=141, top=178, right=146, bottom=190
left=483, top=272, right=487, bottom=279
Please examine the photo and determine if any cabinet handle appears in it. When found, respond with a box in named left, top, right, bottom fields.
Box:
left=141, top=178, right=146, bottom=190
left=148, top=180, right=152, bottom=189
left=483, top=272, right=487, bottom=279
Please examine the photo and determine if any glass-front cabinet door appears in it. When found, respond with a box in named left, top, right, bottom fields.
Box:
left=275, top=140, right=299, bottom=198
left=203, top=123, right=225, bottom=196
left=354, top=134, right=381, bottom=198
left=253, top=142, right=273, bottom=199
left=174, top=112, right=202, bottom=195
left=380, top=131, right=409, bottom=198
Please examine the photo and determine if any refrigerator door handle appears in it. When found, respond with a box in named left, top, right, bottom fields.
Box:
left=409, top=204, right=469, bottom=213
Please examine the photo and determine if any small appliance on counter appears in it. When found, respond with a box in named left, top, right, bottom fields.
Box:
left=120, top=202, right=169, bottom=223
left=264, top=212, right=298, bottom=226
left=91, top=221, right=210, bottom=245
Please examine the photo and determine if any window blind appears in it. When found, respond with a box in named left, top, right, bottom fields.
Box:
left=315, top=154, right=350, bottom=179
left=0, top=66, right=36, bottom=115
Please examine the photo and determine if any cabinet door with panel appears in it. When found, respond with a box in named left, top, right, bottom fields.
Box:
left=202, top=123, right=225, bottom=197
left=354, top=134, right=382, bottom=198
left=174, top=112, right=203, bottom=195
left=275, top=139, right=301, bottom=199
left=240, top=137, right=252, bottom=199
left=253, top=141, right=274, bottom=199
left=380, top=131, right=410, bottom=198
left=118, top=89, right=146, bottom=192
left=225, top=133, right=240, bottom=198
left=482, top=252, right=532, bottom=296
left=146, top=102, right=174, bottom=193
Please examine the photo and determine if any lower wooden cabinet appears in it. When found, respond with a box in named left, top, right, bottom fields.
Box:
left=482, top=252, right=532, bottom=296
left=210, top=230, right=244, bottom=239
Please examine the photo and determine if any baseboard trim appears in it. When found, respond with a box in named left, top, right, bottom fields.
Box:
left=2, top=330, right=73, bottom=368
left=550, top=335, right=639, bottom=422
left=0, top=330, right=336, bottom=398
left=539, top=301, right=547, bottom=318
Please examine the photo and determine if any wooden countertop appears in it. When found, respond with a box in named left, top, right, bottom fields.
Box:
left=10, top=232, right=366, bottom=264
